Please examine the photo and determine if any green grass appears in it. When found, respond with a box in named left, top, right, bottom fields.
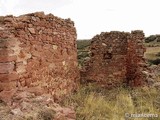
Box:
left=61, top=83, right=160, bottom=120
left=77, top=40, right=91, bottom=67
left=77, top=40, right=91, bottom=50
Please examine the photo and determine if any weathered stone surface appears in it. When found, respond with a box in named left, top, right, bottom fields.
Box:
left=81, top=31, right=146, bottom=87
left=0, top=27, right=4, bottom=30
left=0, top=73, right=19, bottom=82
left=0, top=56, right=17, bottom=62
left=0, top=62, right=15, bottom=74
left=0, top=82, right=18, bottom=94
left=28, top=27, right=35, bottom=34
left=0, top=49, right=14, bottom=56
left=0, top=12, right=79, bottom=102
left=0, top=89, right=17, bottom=103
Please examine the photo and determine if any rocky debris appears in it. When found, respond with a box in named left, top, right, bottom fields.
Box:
left=153, top=82, right=160, bottom=88
left=0, top=89, right=17, bottom=105
left=81, top=31, right=147, bottom=87
left=10, top=108, right=23, bottom=116
left=0, top=89, right=76, bottom=120
left=53, top=105, right=76, bottom=120
left=0, top=27, right=4, bottom=30
left=148, top=64, right=160, bottom=88
left=149, top=64, right=160, bottom=77
left=0, top=12, right=79, bottom=101
left=27, top=27, right=35, bottom=34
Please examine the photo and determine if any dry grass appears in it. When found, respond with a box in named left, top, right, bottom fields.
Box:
left=61, top=83, right=160, bottom=120
left=145, top=47, right=160, bottom=60
left=144, top=42, right=160, bottom=47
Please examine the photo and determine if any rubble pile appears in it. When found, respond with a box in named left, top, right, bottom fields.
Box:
left=0, top=91, right=76, bottom=120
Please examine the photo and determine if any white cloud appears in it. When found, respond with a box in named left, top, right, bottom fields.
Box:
left=0, top=0, right=73, bottom=15
left=0, top=0, right=21, bottom=15
left=53, top=0, right=160, bottom=38
left=0, top=0, right=160, bottom=38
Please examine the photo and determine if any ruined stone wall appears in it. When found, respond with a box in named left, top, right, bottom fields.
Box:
left=0, top=12, right=79, bottom=100
left=126, top=31, right=146, bottom=86
left=81, top=31, right=146, bottom=87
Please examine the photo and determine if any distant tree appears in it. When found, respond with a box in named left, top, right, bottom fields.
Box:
left=145, top=35, right=156, bottom=43
left=156, top=35, right=160, bottom=42
left=145, top=35, right=160, bottom=43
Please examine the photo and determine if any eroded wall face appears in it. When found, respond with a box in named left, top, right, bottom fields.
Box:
left=126, top=31, right=146, bottom=86
left=0, top=12, right=79, bottom=99
left=82, top=31, right=146, bottom=87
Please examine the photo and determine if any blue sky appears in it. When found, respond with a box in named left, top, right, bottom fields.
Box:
left=0, top=0, right=160, bottom=39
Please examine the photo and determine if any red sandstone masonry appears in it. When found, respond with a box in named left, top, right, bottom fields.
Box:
left=126, top=31, right=146, bottom=86
left=0, top=12, right=79, bottom=100
left=81, top=31, right=146, bottom=87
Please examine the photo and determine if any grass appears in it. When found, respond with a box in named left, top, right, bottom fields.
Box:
left=61, top=83, right=160, bottom=120
left=144, top=42, right=160, bottom=62
left=145, top=47, right=160, bottom=60
left=77, top=40, right=91, bottom=67
left=77, top=40, right=91, bottom=50
left=144, top=42, right=160, bottom=47
left=144, top=46, right=160, bottom=65
left=71, top=39, right=160, bottom=119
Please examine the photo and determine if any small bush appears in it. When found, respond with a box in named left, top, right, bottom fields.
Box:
left=78, top=51, right=89, bottom=59
left=37, top=108, right=56, bottom=120
left=145, top=35, right=156, bottom=43
left=148, top=59, right=160, bottom=65
left=156, top=52, right=160, bottom=57
left=145, top=35, right=157, bottom=43
left=77, top=40, right=91, bottom=50
left=145, top=35, right=160, bottom=43
left=157, top=36, right=160, bottom=42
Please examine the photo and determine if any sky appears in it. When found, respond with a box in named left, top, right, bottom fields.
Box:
left=0, top=0, right=160, bottom=39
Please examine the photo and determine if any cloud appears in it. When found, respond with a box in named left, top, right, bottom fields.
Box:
left=0, top=0, right=21, bottom=15
left=0, top=0, right=160, bottom=38
left=0, top=0, right=73, bottom=16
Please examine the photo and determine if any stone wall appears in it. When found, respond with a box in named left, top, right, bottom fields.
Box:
left=126, top=31, right=146, bottom=86
left=81, top=31, right=146, bottom=87
left=0, top=12, right=79, bottom=101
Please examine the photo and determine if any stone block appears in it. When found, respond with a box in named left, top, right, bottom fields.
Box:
left=0, top=55, right=17, bottom=62
left=0, top=73, right=19, bottom=82
left=0, top=62, right=15, bottom=74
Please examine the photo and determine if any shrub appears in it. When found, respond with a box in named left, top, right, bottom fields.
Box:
left=61, top=84, right=160, bottom=120
left=156, top=52, right=160, bottom=57
left=145, top=35, right=156, bottom=43
left=156, top=35, right=160, bottom=42
left=145, top=35, right=160, bottom=43
left=37, top=108, right=56, bottom=120
left=77, top=40, right=91, bottom=50
left=148, top=59, right=160, bottom=65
